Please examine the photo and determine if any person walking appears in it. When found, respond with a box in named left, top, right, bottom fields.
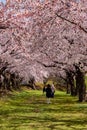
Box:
left=45, top=84, right=54, bottom=104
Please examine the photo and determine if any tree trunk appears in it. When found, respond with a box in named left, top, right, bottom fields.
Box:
left=68, top=73, right=76, bottom=96
left=66, top=82, right=70, bottom=94
left=78, top=74, right=86, bottom=102
left=75, top=65, right=86, bottom=102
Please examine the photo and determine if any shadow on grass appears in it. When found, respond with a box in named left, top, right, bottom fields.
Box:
left=0, top=91, right=86, bottom=115
left=3, top=114, right=87, bottom=130
left=0, top=90, right=87, bottom=130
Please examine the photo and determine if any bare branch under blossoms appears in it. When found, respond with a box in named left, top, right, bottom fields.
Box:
left=55, top=13, right=87, bottom=33
left=36, top=60, right=56, bottom=68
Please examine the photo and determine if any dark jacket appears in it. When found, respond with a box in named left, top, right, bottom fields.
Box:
left=45, top=85, right=53, bottom=98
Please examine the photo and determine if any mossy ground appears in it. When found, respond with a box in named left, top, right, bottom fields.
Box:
left=0, top=89, right=87, bottom=130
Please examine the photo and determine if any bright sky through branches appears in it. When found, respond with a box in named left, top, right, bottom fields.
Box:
left=0, top=0, right=6, bottom=4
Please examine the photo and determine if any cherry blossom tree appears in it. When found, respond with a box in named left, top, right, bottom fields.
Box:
left=0, top=0, right=87, bottom=86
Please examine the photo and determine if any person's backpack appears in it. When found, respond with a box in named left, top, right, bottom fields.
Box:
left=51, top=84, right=55, bottom=93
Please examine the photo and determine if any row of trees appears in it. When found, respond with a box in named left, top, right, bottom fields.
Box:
left=0, top=61, right=22, bottom=92
left=0, top=60, right=86, bottom=102
left=0, top=0, right=87, bottom=102
left=43, top=62, right=86, bottom=102
left=0, top=0, right=87, bottom=82
left=64, top=63, right=86, bottom=102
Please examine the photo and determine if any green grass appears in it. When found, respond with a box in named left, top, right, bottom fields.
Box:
left=0, top=89, right=87, bottom=130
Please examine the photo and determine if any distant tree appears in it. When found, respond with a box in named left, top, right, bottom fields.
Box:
left=74, top=63, right=86, bottom=102
left=28, top=76, right=36, bottom=90
left=64, top=69, right=76, bottom=96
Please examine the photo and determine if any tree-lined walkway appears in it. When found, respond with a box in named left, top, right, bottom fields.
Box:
left=0, top=90, right=87, bottom=130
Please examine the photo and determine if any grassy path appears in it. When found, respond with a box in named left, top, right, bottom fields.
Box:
left=0, top=89, right=87, bottom=130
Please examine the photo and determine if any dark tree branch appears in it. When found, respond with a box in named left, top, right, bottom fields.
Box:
left=0, top=23, right=9, bottom=29
left=36, top=60, right=56, bottom=68
left=55, top=13, right=87, bottom=33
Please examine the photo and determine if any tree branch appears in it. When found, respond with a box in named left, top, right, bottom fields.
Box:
left=36, top=60, right=56, bottom=68
left=55, top=13, right=87, bottom=33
